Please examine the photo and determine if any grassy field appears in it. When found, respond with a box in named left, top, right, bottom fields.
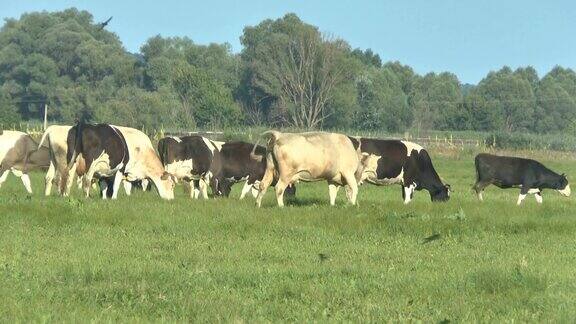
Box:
left=1, top=149, right=576, bottom=322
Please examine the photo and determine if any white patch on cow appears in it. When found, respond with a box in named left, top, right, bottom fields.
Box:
left=477, top=192, right=484, bottom=201
left=558, top=184, right=571, bottom=197
left=172, top=136, right=182, bottom=143
left=517, top=194, right=527, bottom=205
left=211, top=140, right=225, bottom=151
left=361, top=154, right=404, bottom=186
left=239, top=178, right=253, bottom=199
left=164, top=159, right=194, bottom=179
left=201, top=137, right=218, bottom=155
left=527, top=188, right=540, bottom=194
left=401, top=141, right=423, bottom=157
left=91, top=151, right=123, bottom=177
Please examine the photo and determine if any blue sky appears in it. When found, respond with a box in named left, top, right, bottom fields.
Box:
left=2, top=0, right=575, bottom=84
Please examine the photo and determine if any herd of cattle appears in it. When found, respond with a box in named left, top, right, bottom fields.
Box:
left=0, top=124, right=571, bottom=206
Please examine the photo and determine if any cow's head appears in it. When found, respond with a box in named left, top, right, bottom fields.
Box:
left=158, top=171, right=176, bottom=200
left=557, top=174, right=570, bottom=197
left=430, top=184, right=451, bottom=202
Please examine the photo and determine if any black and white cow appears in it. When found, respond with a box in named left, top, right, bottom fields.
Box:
left=0, top=130, right=50, bottom=193
left=215, top=141, right=295, bottom=199
left=66, top=123, right=174, bottom=200
left=158, top=136, right=223, bottom=199
left=473, top=153, right=570, bottom=205
left=350, top=137, right=450, bottom=203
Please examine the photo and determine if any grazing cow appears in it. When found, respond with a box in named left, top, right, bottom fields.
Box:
left=351, top=138, right=450, bottom=204
left=158, top=136, right=223, bottom=199
left=256, top=131, right=364, bottom=208
left=473, top=153, right=570, bottom=205
left=65, top=123, right=174, bottom=200
left=0, top=130, right=50, bottom=193
left=213, top=141, right=296, bottom=199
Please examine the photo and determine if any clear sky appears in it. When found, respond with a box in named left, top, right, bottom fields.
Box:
left=2, top=0, right=575, bottom=84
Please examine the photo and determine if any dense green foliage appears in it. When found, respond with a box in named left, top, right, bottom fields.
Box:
left=1, top=153, right=576, bottom=321
left=1, top=9, right=576, bottom=134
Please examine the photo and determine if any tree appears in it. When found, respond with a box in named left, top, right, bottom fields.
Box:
left=240, top=13, right=357, bottom=128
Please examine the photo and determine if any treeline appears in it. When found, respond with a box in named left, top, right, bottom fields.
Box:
left=1, top=9, right=576, bottom=134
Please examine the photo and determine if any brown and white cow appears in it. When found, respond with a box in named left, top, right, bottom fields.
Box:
left=350, top=137, right=450, bottom=204
left=65, top=123, right=174, bottom=200
left=256, top=131, right=364, bottom=208
left=0, top=130, right=50, bottom=193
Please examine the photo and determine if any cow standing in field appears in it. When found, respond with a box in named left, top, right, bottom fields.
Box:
left=0, top=130, right=50, bottom=194
left=214, top=141, right=295, bottom=199
left=351, top=137, right=450, bottom=204
left=473, top=153, right=570, bottom=205
left=256, top=131, right=364, bottom=208
left=65, top=123, right=174, bottom=200
left=158, top=136, right=222, bottom=199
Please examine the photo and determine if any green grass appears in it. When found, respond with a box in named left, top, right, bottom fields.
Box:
left=1, top=153, right=576, bottom=322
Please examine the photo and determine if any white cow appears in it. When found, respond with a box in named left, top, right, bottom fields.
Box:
left=256, top=131, right=365, bottom=207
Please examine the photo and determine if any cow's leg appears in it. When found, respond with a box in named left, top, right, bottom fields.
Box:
left=45, top=162, right=56, bottom=196
left=141, top=178, right=150, bottom=191
left=64, top=162, right=78, bottom=196
left=20, top=173, right=33, bottom=194
left=256, top=164, right=275, bottom=208
left=111, top=172, right=123, bottom=199
left=473, top=181, right=490, bottom=201
left=517, top=186, right=529, bottom=206
left=123, top=180, right=132, bottom=196
left=240, top=181, right=253, bottom=199
left=251, top=181, right=260, bottom=198
left=82, top=170, right=95, bottom=198
left=328, top=183, right=340, bottom=206
left=342, top=172, right=359, bottom=205
left=535, top=191, right=543, bottom=204
left=0, top=169, right=10, bottom=188
left=199, top=179, right=209, bottom=199
left=99, top=178, right=109, bottom=199
left=274, top=179, right=289, bottom=207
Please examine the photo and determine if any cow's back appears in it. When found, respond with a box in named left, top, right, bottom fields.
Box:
left=274, top=132, right=358, bottom=179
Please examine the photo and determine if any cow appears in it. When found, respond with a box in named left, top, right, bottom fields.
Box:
left=213, top=141, right=296, bottom=199
left=65, top=123, right=174, bottom=200
left=157, top=136, right=223, bottom=199
left=350, top=138, right=450, bottom=204
left=0, top=130, right=50, bottom=194
left=255, top=131, right=364, bottom=208
left=473, top=153, right=570, bottom=205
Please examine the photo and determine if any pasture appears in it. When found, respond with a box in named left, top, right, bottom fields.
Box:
left=0, top=149, right=575, bottom=322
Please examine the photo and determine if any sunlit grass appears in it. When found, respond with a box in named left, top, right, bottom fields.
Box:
left=0, top=154, right=575, bottom=321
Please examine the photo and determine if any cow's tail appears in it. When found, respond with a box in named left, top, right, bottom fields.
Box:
left=67, top=122, right=84, bottom=166
left=37, top=125, right=54, bottom=149
left=60, top=122, right=83, bottom=195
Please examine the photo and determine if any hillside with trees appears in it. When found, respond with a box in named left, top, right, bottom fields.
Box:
left=1, top=9, right=575, bottom=135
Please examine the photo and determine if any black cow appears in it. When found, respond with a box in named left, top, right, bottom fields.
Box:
left=158, top=136, right=222, bottom=199
left=350, top=137, right=450, bottom=203
left=214, top=141, right=295, bottom=199
left=473, top=153, right=570, bottom=205
left=65, top=123, right=130, bottom=199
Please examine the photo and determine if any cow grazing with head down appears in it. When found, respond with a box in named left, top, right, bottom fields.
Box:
left=351, top=137, right=450, bottom=204
left=0, top=130, right=50, bottom=194
left=158, top=135, right=222, bottom=199
left=256, top=131, right=364, bottom=208
left=473, top=153, right=570, bottom=205
left=65, top=123, right=174, bottom=200
left=214, top=141, right=295, bottom=199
